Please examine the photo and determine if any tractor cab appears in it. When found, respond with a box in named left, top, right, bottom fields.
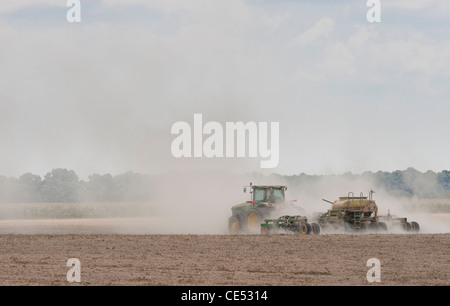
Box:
left=244, top=183, right=287, bottom=205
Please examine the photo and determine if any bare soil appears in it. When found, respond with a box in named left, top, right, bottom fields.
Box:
left=0, top=233, right=448, bottom=286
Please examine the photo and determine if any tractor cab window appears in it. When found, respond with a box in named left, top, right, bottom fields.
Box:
left=268, top=189, right=284, bottom=203
left=253, top=189, right=265, bottom=203
left=253, top=188, right=285, bottom=203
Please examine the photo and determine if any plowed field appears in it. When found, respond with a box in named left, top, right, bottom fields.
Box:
left=0, top=233, right=448, bottom=286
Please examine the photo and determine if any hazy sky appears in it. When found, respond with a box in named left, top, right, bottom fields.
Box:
left=0, top=0, right=449, bottom=179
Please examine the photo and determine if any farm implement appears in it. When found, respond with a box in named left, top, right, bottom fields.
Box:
left=260, top=215, right=320, bottom=235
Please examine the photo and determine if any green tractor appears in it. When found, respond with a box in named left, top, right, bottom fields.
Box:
left=228, top=183, right=305, bottom=234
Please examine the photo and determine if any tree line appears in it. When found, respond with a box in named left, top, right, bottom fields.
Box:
left=0, top=167, right=450, bottom=203
left=0, top=169, right=151, bottom=203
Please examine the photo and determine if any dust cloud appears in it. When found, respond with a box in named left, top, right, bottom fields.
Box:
left=0, top=170, right=448, bottom=235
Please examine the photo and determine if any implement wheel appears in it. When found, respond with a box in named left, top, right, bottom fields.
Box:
left=368, top=222, right=378, bottom=232
left=411, top=221, right=420, bottom=233
left=260, top=226, right=271, bottom=235
left=311, top=223, right=321, bottom=235
left=378, top=222, right=388, bottom=232
left=401, top=221, right=411, bottom=232
left=300, top=223, right=312, bottom=235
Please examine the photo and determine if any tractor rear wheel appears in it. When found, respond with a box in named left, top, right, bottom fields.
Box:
left=246, top=209, right=263, bottom=233
left=228, top=216, right=241, bottom=234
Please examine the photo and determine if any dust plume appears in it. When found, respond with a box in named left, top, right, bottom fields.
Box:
left=0, top=170, right=449, bottom=234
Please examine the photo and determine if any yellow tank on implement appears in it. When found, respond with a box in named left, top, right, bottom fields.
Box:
left=318, top=191, right=383, bottom=232
left=330, top=197, right=378, bottom=214
left=318, top=190, right=420, bottom=233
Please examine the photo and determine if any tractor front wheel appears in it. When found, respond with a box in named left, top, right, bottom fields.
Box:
left=228, top=216, right=241, bottom=234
